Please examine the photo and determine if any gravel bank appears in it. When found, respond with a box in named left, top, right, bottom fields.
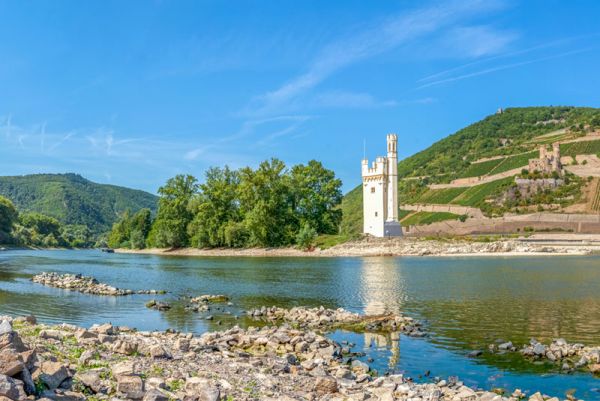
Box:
left=0, top=316, right=583, bottom=401
left=116, top=238, right=599, bottom=258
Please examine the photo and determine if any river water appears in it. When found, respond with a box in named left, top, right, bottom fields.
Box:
left=1, top=250, right=599, bottom=398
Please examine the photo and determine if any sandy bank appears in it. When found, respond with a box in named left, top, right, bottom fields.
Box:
left=116, top=237, right=600, bottom=258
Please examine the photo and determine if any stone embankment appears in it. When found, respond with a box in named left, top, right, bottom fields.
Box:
left=247, top=306, right=425, bottom=337
left=491, top=338, right=600, bottom=373
left=32, top=272, right=165, bottom=296
left=0, top=316, right=581, bottom=401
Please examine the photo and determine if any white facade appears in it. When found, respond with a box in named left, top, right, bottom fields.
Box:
left=361, top=135, right=403, bottom=237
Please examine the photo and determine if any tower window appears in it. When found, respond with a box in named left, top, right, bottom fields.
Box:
left=370, top=187, right=375, bottom=193
left=375, top=212, right=378, bottom=217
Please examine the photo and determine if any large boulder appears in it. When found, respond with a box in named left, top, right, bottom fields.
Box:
left=116, top=375, right=145, bottom=400
left=0, top=374, right=26, bottom=400
left=36, top=361, right=70, bottom=390
left=184, top=377, right=220, bottom=401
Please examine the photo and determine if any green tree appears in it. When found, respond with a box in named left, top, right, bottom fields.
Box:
left=238, top=159, right=295, bottom=247
left=188, top=167, right=240, bottom=248
left=60, top=225, right=93, bottom=248
left=0, top=196, right=18, bottom=243
left=148, top=175, right=198, bottom=248
left=290, top=160, right=342, bottom=234
left=295, top=223, right=317, bottom=250
left=107, top=210, right=132, bottom=248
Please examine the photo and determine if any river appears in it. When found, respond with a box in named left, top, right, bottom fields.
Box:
left=1, top=249, right=599, bottom=398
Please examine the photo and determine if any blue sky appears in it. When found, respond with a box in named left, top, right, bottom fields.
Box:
left=1, top=0, right=599, bottom=194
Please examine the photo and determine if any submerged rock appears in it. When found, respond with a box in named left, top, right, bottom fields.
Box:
left=32, top=272, right=166, bottom=296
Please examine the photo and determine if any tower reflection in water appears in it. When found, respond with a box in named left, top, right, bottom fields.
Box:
left=358, top=257, right=406, bottom=370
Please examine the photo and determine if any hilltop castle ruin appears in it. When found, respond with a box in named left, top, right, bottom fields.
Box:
left=361, top=135, right=402, bottom=237
left=528, top=143, right=562, bottom=174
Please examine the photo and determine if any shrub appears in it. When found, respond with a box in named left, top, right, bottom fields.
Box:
left=295, top=224, right=317, bottom=250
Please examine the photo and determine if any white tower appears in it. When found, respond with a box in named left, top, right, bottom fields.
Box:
left=386, top=134, right=398, bottom=222
left=361, top=134, right=402, bottom=237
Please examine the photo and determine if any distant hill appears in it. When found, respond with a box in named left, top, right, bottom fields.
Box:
left=0, top=173, right=158, bottom=233
left=341, top=106, right=600, bottom=235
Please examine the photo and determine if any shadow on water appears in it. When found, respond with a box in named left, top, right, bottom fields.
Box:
left=2, top=250, right=600, bottom=398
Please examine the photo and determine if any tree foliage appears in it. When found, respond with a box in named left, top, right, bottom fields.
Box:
left=115, top=159, right=343, bottom=249
left=0, top=196, right=18, bottom=243
left=147, top=175, right=198, bottom=248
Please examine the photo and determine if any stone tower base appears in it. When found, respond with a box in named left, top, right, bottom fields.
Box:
left=384, top=221, right=403, bottom=237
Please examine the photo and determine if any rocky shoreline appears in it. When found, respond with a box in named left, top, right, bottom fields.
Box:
left=247, top=306, right=425, bottom=337
left=0, top=315, right=583, bottom=401
left=490, top=338, right=600, bottom=373
left=32, top=272, right=166, bottom=296
left=115, top=238, right=600, bottom=258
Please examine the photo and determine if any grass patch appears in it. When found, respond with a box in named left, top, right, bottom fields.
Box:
left=314, top=234, right=355, bottom=249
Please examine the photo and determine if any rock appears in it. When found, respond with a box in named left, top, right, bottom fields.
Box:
left=39, top=330, right=66, bottom=341
left=350, top=359, right=369, bottom=373
left=0, top=350, right=23, bottom=376
left=38, top=361, right=70, bottom=390
left=529, top=392, right=544, bottom=401
left=77, top=349, right=95, bottom=366
left=184, top=377, right=220, bottom=401
left=314, top=376, right=338, bottom=394
left=143, top=389, right=169, bottom=401
left=532, top=343, right=546, bottom=356
left=0, top=374, right=26, bottom=400
left=498, top=341, right=513, bottom=351
left=467, top=350, right=483, bottom=358
left=74, top=370, right=104, bottom=393
left=112, top=361, right=138, bottom=377
left=116, top=375, right=144, bottom=400
left=589, top=363, right=600, bottom=374
left=0, top=321, right=12, bottom=336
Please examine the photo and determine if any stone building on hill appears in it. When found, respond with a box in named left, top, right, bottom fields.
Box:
left=361, top=135, right=402, bottom=237
left=528, top=142, right=562, bottom=175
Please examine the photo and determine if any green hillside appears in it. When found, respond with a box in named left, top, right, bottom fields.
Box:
left=0, top=174, right=158, bottom=233
left=341, top=106, right=600, bottom=235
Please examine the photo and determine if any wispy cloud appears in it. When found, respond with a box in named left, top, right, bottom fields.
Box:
left=244, top=0, right=506, bottom=116
left=184, top=115, right=312, bottom=160
left=417, top=46, right=598, bottom=89
left=440, top=25, right=518, bottom=58
left=312, top=91, right=398, bottom=109
left=418, top=32, right=600, bottom=84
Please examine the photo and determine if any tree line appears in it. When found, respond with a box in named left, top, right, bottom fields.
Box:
left=108, top=158, right=343, bottom=250
left=0, top=196, right=94, bottom=247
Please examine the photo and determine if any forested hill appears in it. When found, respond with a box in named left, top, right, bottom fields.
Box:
left=0, top=174, right=157, bottom=233
left=341, top=106, right=600, bottom=235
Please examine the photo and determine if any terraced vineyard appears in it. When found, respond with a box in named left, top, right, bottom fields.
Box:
left=401, top=211, right=461, bottom=226
left=452, top=177, right=514, bottom=207
left=561, top=139, right=600, bottom=157
left=411, top=177, right=514, bottom=208
left=488, top=151, right=536, bottom=175
left=591, top=179, right=600, bottom=212
left=458, top=158, right=503, bottom=178
left=415, top=187, right=467, bottom=204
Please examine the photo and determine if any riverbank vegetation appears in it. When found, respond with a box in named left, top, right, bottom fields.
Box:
left=0, top=195, right=95, bottom=247
left=109, top=159, right=342, bottom=250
